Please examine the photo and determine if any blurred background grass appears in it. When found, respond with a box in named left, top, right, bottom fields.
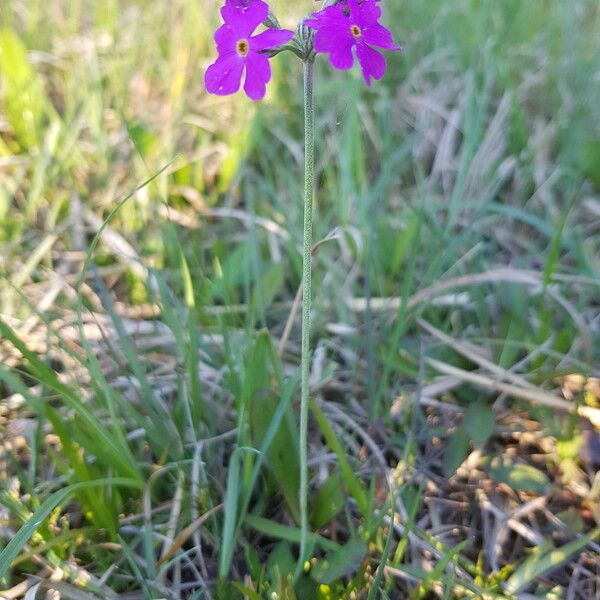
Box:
left=1, top=0, right=599, bottom=598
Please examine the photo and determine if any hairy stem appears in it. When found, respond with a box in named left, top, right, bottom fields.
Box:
left=298, top=58, right=315, bottom=572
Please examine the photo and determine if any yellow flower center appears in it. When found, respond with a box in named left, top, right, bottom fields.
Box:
left=350, top=24, right=362, bottom=38
left=236, top=39, right=249, bottom=57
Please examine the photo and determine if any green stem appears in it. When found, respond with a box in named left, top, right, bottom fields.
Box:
left=299, top=58, right=315, bottom=572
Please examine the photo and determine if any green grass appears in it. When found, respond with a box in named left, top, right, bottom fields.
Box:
left=1, top=0, right=600, bottom=598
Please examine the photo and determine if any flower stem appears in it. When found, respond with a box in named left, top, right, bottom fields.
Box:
left=298, top=58, right=315, bottom=572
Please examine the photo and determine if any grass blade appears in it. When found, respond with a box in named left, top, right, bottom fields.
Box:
left=0, top=478, right=143, bottom=580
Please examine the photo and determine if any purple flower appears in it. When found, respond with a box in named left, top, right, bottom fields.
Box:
left=305, top=0, right=400, bottom=86
left=225, top=0, right=261, bottom=15
left=205, top=1, right=294, bottom=101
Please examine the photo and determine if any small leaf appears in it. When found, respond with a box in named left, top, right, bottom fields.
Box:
left=250, top=390, right=300, bottom=523
left=310, top=401, right=369, bottom=516
left=267, top=541, right=295, bottom=578
left=485, top=456, right=550, bottom=494
left=311, top=472, right=344, bottom=530
left=245, top=515, right=339, bottom=552
left=443, top=424, right=470, bottom=477
left=506, top=527, right=600, bottom=593
left=251, top=263, right=284, bottom=310
left=179, top=246, right=195, bottom=308
left=581, top=138, right=600, bottom=188
left=231, top=584, right=262, bottom=600
left=464, top=401, right=495, bottom=444
left=311, top=537, right=367, bottom=585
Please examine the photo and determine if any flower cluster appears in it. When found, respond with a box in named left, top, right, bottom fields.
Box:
left=205, top=0, right=400, bottom=100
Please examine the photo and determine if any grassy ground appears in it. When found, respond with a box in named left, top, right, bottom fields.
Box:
left=1, top=0, right=600, bottom=598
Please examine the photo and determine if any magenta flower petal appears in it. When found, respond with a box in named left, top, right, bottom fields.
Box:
left=313, top=27, right=351, bottom=53
left=329, top=44, right=355, bottom=70
left=221, top=0, right=269, bottom=37
left=214, top=24, right=237, bottom=54
left=362, top=22, right=401, bottom=50
left=225, top=0, right=261, bottom=12
left=348, top=0, right=382, bottom=26
left=204, top=53, right=245, bottom=96
left=355, top=42, right=386, bottom=85
left=314, top=29, right=354, bottom=69
left=243, top=52, right=271, bottom=100
left=304, top=6, right=345, bottom=28
left=251, top=28, right=294, bottom=52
